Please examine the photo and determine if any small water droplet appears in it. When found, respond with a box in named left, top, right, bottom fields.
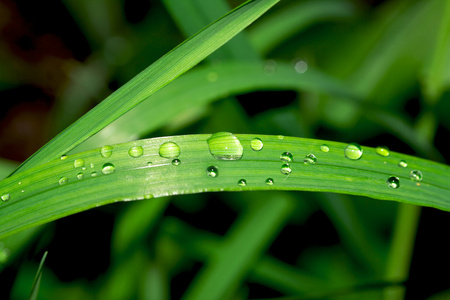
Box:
left=265, top=178, right=274, bottom=185
left=398, top=160, right=407, bottom=168
left=60, top=155, right=68, bottom=160
left=386, top=176, right=400, bottom=189
left=206, top=166, right=219, bottom=178
left=280, top=152, right=293, bottom=162
left=159, top=142, right=180, bottom=158
left=21, top=190, right=24, bottom=193
left=129, top=146, right=144, bottom=158
left=277, top=135, right=284, bottom=140
left=172, top=159, right=181, bottom=166
left=90, top=163, right=95, bottom=169
left=410, top=170, right=423, bottom=182
left=1, top=193, right=10, bottom=202
left=18, top=181, right=22, bottom=185
left=82, top=167, right=87, bottom=171
left=376, top=146, right=390, bottom=157
left=294, top=59, right=308, bottom=73
left=102, top=163, right=115, bottom=175
left=238, top=179, right=247, bottom=187
left=281, top=163, right=292, bottom=175
left=344, top=143, right=363, bottom=160
left=304, top=154, right=317, bottom=164
left=74, top=158, right=85, bottom=168
left=264, top=60, right=277, bottom=75
left=101, top=145, right=113, bottom=158
left=144, top=194, right=154, bottom=199
left=207, top=132, right=243, bottom=160
left=320, top=145, right=330, bottom=153
left=77, top=173, right=84, bottom=180
left=91, top=172, right=98, bottom=177
left=59, top=176, right=68, bottom=185
left=250, top=138, right=263, bottom=151
left=147, top=162, right=152, bottom=167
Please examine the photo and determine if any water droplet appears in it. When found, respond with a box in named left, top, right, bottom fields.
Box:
left=281, top=163, right=292, bottom=175
left=280, top=152, right=293, bottom=162
left=376, top=146, right=390, bottom=157
left=147, top=162, right=152, bottom=167
left=172, top=159, right=181, bottom=166
left=277, top=135, right=284, bottom=140
left=82, top=167, right=87, bottom=171
left=77, top=173, right=84, bottom=180
left=294, top=59, right=308, bottom=73
left=320, top=145, right=330, bottom=153
left=265, top=178, right=274, bottom=185
left=207, top=132, right=243, bottom=160
left=344, top=143, right=363, bottom=160
left=90, top=163, right=95, bottom=169
left=101, top=145, right=113, bottom=158
left=91, top=172, right=98, bottom=177
left=398, top=160, right=407, bottom=168
left=129, top=146, right=144, bottom=158
left=102, top=163, right=115, bottom=175
left=238, top=179, right=247, bottom=187
left=250, top=138, right=263, bottom=151
left=386, top=176, right=400, bottom=189
left=1, top=193, right=10, bottom=202
left=60, top=155, right=68, bottom=160
left=304, top=154, right=317, bottom=164
left=410, top=170, right=423, bottom=182
left=74, top=158, right=85, bottom=168
left=144, top=194, right=154, bottom=199
left=206, top=166, right=219, bottom=177
left=264, top=60, right=277, bottom=75
left=59, top=176, right=68, bottom=185
left=159, top=142, right=180, bottom=158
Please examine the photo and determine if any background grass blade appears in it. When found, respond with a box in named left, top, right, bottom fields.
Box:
left=12, top=0, right=281, bottom=174
left=28, top=251, right=47, bottom=300
left=0, top=134, right=448, bottom=239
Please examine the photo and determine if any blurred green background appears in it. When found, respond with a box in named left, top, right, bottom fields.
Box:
left=0, top=0, right=449, bottom=299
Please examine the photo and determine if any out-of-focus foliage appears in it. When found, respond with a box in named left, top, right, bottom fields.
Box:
left=0, top=0, right=449, bottom=299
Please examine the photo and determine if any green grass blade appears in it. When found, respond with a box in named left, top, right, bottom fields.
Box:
left=28, top=251, right=48, bottom=300
left=0, top=134, right=448, bottom=239
left=13, top=0, right=281, bottom=174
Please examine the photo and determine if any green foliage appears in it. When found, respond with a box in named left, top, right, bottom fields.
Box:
left=0, top=0, right=449, bottom=299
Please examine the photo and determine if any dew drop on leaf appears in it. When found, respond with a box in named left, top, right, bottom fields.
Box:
left=1, top=193, right=10, bottom=202
left=59, top=177, right=68, bottom=185
left=207, top=132, right=243, bottom=160
left=101, top=145, right=113, bottom=158
left=74, top=158, right=85, bottom=168
left=281, top=164, right=292, bottom=175
left=172, top=159, right=181, bottom=166
left=265, top=178, right=274, bottom=185
left=206, top=166, right=219, bottom=177
left=77, top=173, right=84, bottom=180
left=386, top=176, right=400, bottom=189
left=344, top=143, right=363, bottom=160
left=250, top=138, right=263, bottom=151
left=91, top=172, right=98, bottom=177
left=410, top=170, right=423, bottom=182
left=398, top=160, right=407, bottom=168
left=102, top=163, right=115, bottom=175
left=129, top=146, right=144, bottom=158
left=159, top=142, right=180, bottom=158
left=60, top=155, right=68, bottom=160
left=280, top=152, right=293, bottom=162
left=304, top=154, right=317, bottom=164
left=376, top=146, right=390, bottom=157
left=237, top=179, right=247, bottom=187
left=320, top=145, right=329, bottom=153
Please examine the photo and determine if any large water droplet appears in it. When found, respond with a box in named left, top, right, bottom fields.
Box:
left=265, top=178, right=274, bottom=186
left=159, top=142, right=180, bottom=159
left=172, top=159, right=181, bottom=166
left=398, top=160, right=407, bottom=168
left=59, top=176, right=68, bottom=185
left=386, top=176, right=400, bottom=189
left=101, top=145, right=113, bottom=158
left=129, top=146, right=144, bottom=158
left=237, top=179, right=247, bottom=187
left=376, top=146, right=390, bottom=157
left=250, top=138, right=263, bottom=151
left=102, top=163, right=115, bottom=175
left=281, top=163, right=292, bottom=175
left=1, top=193, right=10, bottom=202
left=304, top=154, right=317, bottom=164
left=410, top=170, right=423, bottom=182
left=280, top=152, right=294, bottom=162
left=74, top=158, right=85, bottom=168
left=206, top=166, right=219, bottom=177
left=207, top=132, right=243, bottom=160
left=320, top=145, right=329, bottom=153
left=344, top=143, right=363, bottom=160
